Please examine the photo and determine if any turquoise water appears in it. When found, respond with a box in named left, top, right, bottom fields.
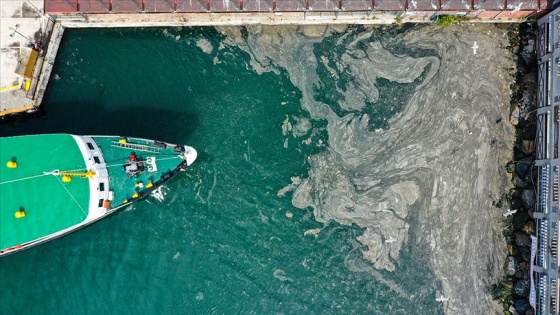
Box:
left=0, top=27, right=441, bottom=314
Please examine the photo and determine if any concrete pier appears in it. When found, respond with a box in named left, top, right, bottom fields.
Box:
left=0, top=0, right=48, bottom=117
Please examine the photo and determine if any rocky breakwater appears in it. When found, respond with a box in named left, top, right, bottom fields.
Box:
left=502, top=22, right=539, bottom=315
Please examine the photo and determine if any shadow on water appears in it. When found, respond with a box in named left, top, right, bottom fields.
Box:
left=0, top=101, right=198, bottom=144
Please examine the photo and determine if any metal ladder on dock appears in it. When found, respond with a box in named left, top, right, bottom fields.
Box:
left=111, top=141, right=161, bottom=154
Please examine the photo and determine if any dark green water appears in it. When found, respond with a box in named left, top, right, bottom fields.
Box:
left=0, top=27, right=441, bottom=314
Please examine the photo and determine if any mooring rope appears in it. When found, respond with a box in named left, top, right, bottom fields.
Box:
left=0, top=173, right=49, bottom=185
left=54, top=175, right=87, bottom=217
left=0, top=156, right=181, bottom=185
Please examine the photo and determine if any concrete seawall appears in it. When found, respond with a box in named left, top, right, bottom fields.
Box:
left=33, top=22, right=65, bottom=108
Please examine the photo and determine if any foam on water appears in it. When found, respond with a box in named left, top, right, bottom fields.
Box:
left=218, top=24, right=515, bottom=313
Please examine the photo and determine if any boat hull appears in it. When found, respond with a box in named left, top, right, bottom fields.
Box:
left=0, top=134, right=196, bottom=257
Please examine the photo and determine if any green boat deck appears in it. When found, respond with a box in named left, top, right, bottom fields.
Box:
left=93, top=137, right=184, bottom=207
left=0, top=134, right=189, bottom=252
left=0, top=135, right=89, bottom=250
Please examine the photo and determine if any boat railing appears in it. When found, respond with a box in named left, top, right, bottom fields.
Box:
left=111, top=141, right=162, bottom=154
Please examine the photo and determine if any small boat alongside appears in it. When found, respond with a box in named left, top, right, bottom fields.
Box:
left=0, top=134, right=197, bottom=257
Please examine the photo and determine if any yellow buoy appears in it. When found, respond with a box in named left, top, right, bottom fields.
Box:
left=14, top=210, right=26, bottom=219
left=132, top=192, right=139, bottom=198
left=6, top=161, right=17, bottom=168
left=119, top=138, right=127, bottom=144
left=62, top=175, right=72, bottom=182
left=146, top=181, right=154, bottom=188
left=123, top=199, right=129, bottom=204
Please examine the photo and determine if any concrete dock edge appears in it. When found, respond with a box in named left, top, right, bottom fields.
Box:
left=33, top=22, right=64, bottom=108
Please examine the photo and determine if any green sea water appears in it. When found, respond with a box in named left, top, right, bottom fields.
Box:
left=0, top=27, right=442, bottom=314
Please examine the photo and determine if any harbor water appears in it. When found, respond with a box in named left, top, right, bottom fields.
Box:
left=0, top=24, right=515, bottom=314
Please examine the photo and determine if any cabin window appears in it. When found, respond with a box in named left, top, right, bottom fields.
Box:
left=99, top=183, right=105, bottom=191
left=93, top=156, right=100, bottom=164
left=87, top=142, right=95, bottom=150
left=98, top=199, right=104, bottom=207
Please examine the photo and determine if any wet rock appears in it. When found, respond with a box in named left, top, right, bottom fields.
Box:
left=514, top=280, right=530, bottom=297
left=512, top=174, right=529, bottom=189
left=508, top=244, right=519, bottom=256
left=517, top=57, right=527, bottom=74
left=515, top=159, right=532, bottom=177
left=521, top=72, right=536, bottom=85
left=522, top=221, right=534, bottom=234
left=510, top=197, right=524, bottom=210
left=521, top=140, right=534, bottom=155
left=515, top=268, right=529, bottom=280
left=507, top=161, right=516, bottom=173
left=520, top=39, right=535, bottom=65
left=518, top=246, right=531, bottom=262
left=512, top=210, right=529, bottom=230
left=521, top=124, right=537, bottom=141
left=521, top=89, right=536, bottom=112
left=510, top=105, right=520, bottom=126
left=509, top=305, right=521, bottom=315
left=515, top=231, right=531, bottom=247
left=522, top=172, right=535, bottom=188
left=514, top=298, right=531, bottom=313
left=504, top=256, right=519, bottom=276
left=520, top=189, right=536, bottom=210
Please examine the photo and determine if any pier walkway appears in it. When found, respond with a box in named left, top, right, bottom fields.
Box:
left=534, top=4, right=560, bottom=315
